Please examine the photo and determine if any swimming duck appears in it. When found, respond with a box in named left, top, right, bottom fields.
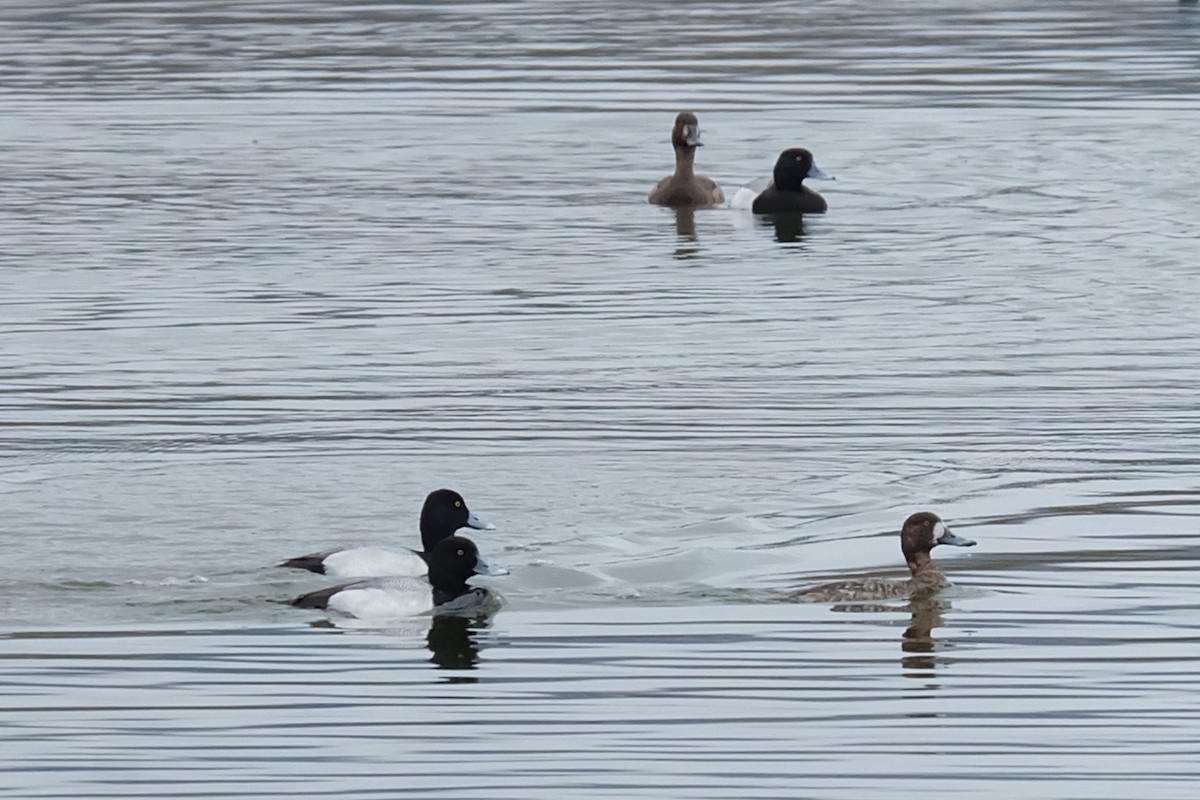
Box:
left=278, top=488, right=494, bottom=578
left=290, top=535, right=501, bottom=620
left=648, top=111, right=725, bottom=208
left=751, top=147, right=830, bottom=214
left=796, top=512, right=975, bottom=603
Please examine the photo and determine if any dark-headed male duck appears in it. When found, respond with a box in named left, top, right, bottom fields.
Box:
left=795, top=512, right=975, bottom=603
left=291, top=535, right=502, bottom=620
left=279, top=488, right=494, bottom=579
left=648, top=111, right=725, bottom=208
left=751, top=147, right=831, bottom=214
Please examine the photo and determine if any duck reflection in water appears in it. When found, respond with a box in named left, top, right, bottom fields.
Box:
left=672, top=207, right=701, bottom=260
left=673, top=207, right=697, bottom=239
left=825, top=596, right=949, bottom=673
left=762, top=212, right=807, bottom=243
left=899, top=595, right=946, bottom=673
left=427, top=615, right=487, bottom=674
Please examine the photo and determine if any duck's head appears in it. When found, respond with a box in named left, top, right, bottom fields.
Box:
left=420, top=488, right=495, bottom=551
left=900, top=511, right=975, bottom=566
left=426, top=535, right=501, bottom=590
left=772, top=147, right=830, bottom=190
left=671, top=111, right=704, bottom=151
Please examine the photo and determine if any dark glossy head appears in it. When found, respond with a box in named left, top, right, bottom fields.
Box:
left=900, top=512, right=976, bottom=564
left=772, top=147, right=829, bottom=191
left=671, top=111, right=704, bottom=150
left=419, top=488, right=494, bottom=551
left=426, top=535, right=497, bottom=593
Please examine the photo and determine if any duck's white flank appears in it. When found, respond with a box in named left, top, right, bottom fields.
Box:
left=320, top=547, right=427, bottom=579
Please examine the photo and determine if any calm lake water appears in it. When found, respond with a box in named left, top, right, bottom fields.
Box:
left=4, top=1, right=1200, bottom=797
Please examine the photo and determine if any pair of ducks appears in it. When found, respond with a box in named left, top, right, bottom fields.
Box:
left=284, top=489, right=502, bottom=619
left=281, top=490, right=976, bottom=618
left=648, top=111, right=831, bottom=213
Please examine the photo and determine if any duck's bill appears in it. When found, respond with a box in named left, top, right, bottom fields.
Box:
left=473, top=553, right=509, bottom=577
left=466, top=511, right=496, bottom=531
left=683, top=125, right=703, bottom=147
left=806, top=162, right=832, bottom=180
left=937, top=527, right=976, bottom=547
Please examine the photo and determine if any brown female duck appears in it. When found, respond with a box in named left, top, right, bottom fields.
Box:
left=796, top=512, right=975, bottom=602
left=648, top=111, right=725, bottom=208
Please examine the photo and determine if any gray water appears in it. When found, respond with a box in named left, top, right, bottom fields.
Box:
left=4, top=2, right=1200, bottom=797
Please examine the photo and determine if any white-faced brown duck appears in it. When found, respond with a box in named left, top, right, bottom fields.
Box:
left=795, top=512, right=975, bottom=603
left=648, top=111, right=725, bottom=208
left=751, top=147, right=831, bottom=214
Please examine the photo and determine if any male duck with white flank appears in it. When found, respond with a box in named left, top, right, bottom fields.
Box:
left=279, top=488, right=494, bottom=579
left=751, top=147, right=831, bottom=214
left=291, top=535, right=502, bottom=620
left=796, top=512, right=976, bottom=603
left=648, top=111, right=725, bottom=208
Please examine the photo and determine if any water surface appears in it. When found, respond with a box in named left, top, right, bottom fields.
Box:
left=3, top=2, right=1200, bottom=798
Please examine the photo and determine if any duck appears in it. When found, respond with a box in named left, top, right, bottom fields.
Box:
left=751, top=147, right=830, bottom=214
left=795, top=512, right=975, bottom=603
left=278, top=488, right=494, bottom=579
left=648, top=111, right=725, bottom=208
left=290, top=535, right=502, bottom=620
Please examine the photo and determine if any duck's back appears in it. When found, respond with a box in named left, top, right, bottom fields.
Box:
left=751, top=184, right=827, bottom=214
left=280, top=545, right=427, bottom=578
left=649, top=175, right=725, bottom=208
left=796, top=569, right=950, bottom=604
left=795, top=576, right=913, bottom=603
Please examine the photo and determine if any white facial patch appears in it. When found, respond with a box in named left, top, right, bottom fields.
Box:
left=932, top=521, right=947, bottom=540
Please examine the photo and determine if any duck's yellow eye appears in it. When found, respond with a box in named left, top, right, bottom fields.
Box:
left=454, top=500, right=461, bottom=507
left=457, top=549, right=465, bottom=557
